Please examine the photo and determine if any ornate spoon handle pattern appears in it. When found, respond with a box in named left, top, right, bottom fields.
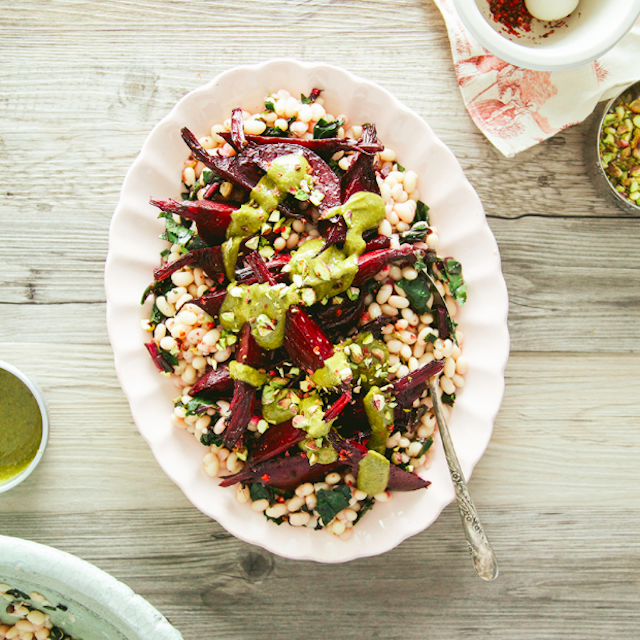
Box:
left=428, top=376, right=499, bottom=581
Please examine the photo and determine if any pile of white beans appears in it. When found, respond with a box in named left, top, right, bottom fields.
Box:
left=0, top=585, right=71, bottom=640
left=144, top=89, right=468, bottom=536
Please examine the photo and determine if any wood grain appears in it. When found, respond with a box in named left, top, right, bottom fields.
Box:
left=1, top=1, right=640, bottom=639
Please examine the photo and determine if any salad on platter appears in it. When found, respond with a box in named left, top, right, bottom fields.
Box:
left=140, top=88, right=468, bottom=540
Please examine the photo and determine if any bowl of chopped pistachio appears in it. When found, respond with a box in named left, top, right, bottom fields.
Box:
left=589, top=81, right=640, bottom=213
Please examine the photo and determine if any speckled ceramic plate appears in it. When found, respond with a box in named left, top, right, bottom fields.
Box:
left=105, top=59, right=509, bottom=563
left=0, top=535, right=183, bottom=640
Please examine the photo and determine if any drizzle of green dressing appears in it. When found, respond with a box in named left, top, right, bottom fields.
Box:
left=363, top=386, right=395, bottom=454
left=296, top=394, right=331, bottom=439
left=0, top=370, right=42, bottom=484
left=229, top=361, right=268, bottom=387
left=262, top=387, right=301, bottom=424
left=223, top=154, right=310, bottom=279
left=219, top=282, right=300, bottom=350
left=345, top=332, right=389, bottom=391
left=288, top=238, right=359, bottom=300
left=328, top=191, right=386, bottom=256
left=357, top=450, right=390, bottom=495
left=311, top=350, right=352, bottom=388
left=296, top=394, right=339, bottom=466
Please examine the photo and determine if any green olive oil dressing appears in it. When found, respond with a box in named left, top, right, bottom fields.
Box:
left=0, top=370, right=42, bottom=483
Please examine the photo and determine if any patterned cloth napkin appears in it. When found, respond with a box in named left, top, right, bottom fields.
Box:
left=433, top=0, right=640, bottom=157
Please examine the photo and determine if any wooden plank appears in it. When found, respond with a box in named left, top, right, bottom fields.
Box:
left=1, top=507, right=638, bottom=640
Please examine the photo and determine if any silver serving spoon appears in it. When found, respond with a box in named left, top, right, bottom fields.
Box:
left=423, top=270, right=499, bottom=581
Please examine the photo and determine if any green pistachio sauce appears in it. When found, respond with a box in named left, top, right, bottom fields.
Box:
left=223, top=154, right=311, bottom=280
left=357, top=449, right=390, bottom=496
left=228, top=361, right=268, bottom=387
left=329, top=191, right=385, bottom=256
left=220, top=282, right=300, bottom=350
left=0, top=370, right=42, bottom=483
left=363, top=386, right=395, bottom=454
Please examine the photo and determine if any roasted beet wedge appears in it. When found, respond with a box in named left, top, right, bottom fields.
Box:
left=144, top=342, right=175, bottom=373
left=327, top=430, right=431, bottom=492
left=244, top=143, right=341, bottom=213
left=284, top=305, right=334, bottom=372
left=219, top=452, right=343, bottom=491
left=150, top=198, right=238, bottom=246
left=389, top=359, right=445, bottom=408
left=190, top=365, right=233, bottom=397
left=219, top=131, right=383, bottom=159
left=221, top=323, right=267, bottom=449
left=246, top=420, right=305, bottom=467
left=142, top=246, right=226, bottom=302
left=190, top=288, right=227, bottom=317
left=312, top=292, right=365, bottom=338
left=181, top=127, right=263, bottom=191
left=352, top=245, right=416, bottom=287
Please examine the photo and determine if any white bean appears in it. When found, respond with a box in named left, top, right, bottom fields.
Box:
left=155, top=296, right=175, bottom=318
left=444, top=357, right=456, bottom=378
left=244, top=119, right=267, bottom=135
left=251, top=499, right=270, bottom=513
left=452, top=374, right=466, bottom=388
left=295, top=482, right=314, bottom=497
left=403, top=170, right=418, bottom=194
left=388, top=295, right=410, bottom=309
left=171, top=270, right=194, bottom=287
left=376, top=284, right=393, bottom=305
left=386, top=339, right=403, bottom=354
left=456, top=355, right=469, bottom=374
left=289, top=512, right=311, bottom=526
left=368, top=302, right=382, bottom=319
left=440, top=376, right=456, bottom=395
left=379, top=147, right=396, bottom=162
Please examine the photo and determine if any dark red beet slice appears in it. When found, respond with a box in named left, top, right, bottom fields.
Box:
left=221, top=323, right=268, bottom=448
left=219, top=452, right=343, bottom=491
left=389, top=359, right=445, bottom=408
left=358, top=315, right=396, bottom=339
left=190, top=365, right=233, bottom=397
left=365, top=235, right=391, bottom=252
left=144, top=342, right=174, bottom=373
left=327, top=430, right=430, bottom=492
left=352, top=245, right=416, bottom=287
left=284, top=305, right=335, bottom=372
left=235, top=253, right=290, bottom=283
left=190, top=288, right=227, bottom=317
left=244, top=142, right=341, bottom=213
left=221, top=381, right=255, bottom=449
left=323, top=387, right=352, bottom=422
left=386, top=464, right=431, bottom=491
left=218, top=131, right=383, bottom=159
left=341, top=124, right=381, bottom=202
left=246, top=420, right=305, bottom=467
left=181, top=127, right=263, bottom=191
left=235, top=321, right=267, bottom=369
left=230, top=108, right=247, bottom=151
left=436, top=307, right=449, bottom=341
left=312, top=292, right=365, bottom=337
left=149, top=198, right=238, bottom=246
left=244, top=251, right=277, bottom=286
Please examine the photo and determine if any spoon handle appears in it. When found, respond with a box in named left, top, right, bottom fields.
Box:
left=428, top=377, right=499, bottom=581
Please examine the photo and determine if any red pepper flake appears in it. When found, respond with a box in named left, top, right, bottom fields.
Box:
left=487, top=0, right=533, bottom=36
left=261, top=474, right=270, bottom=482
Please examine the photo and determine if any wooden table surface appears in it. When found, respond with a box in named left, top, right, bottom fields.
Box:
left=1, top=1, right=639, bottom=638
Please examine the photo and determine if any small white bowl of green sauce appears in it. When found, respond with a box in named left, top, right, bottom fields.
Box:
left=0, top=361, right=49, bottom=493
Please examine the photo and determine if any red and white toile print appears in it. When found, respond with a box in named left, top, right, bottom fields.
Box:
left=433, top=0, right=640, bottom=157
